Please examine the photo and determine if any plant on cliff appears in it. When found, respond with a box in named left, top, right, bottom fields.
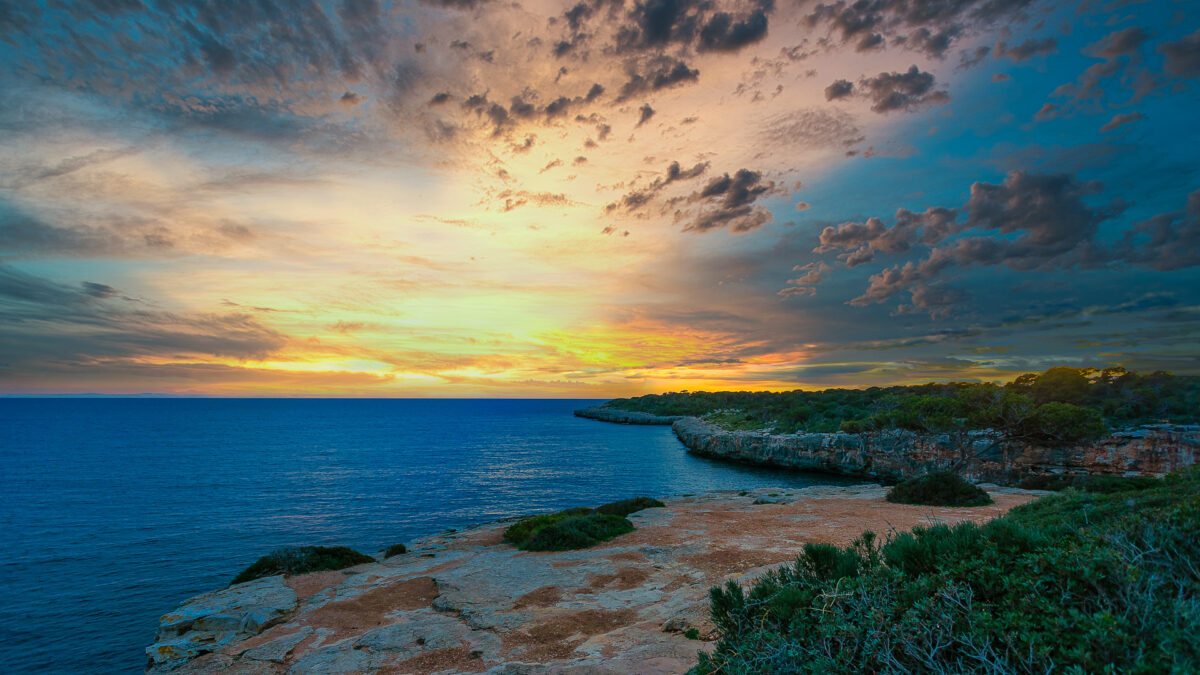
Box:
left=696, top=468, right=1200, bottom=674
left=231, top=545, right=375, bottom=585
left=885, top=471, right=993, bottom=507
left=503, top=497, right=662, bottom=551
left=384, top=543, right=407, bottom=558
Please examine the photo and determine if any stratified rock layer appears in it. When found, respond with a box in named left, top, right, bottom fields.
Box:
left=145, top=484, right=1038, bottom=674
left=673, top=418, right=1200, bottom=485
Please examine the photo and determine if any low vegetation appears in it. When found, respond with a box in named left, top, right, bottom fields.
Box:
left=384, top=543, right=407, bottom=558
left=504, top=497, right=663, bottom=551
left=695, top=468, right=1200, bottom=673
left=885, top=471, right=993, bottom=507
left=1017, top=473, right=1162, bottom=493
left=231, top=545, right=375, bottom=585
left=603, top=367, right=1198, bottom=441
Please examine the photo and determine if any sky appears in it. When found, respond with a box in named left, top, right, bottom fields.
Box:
left=0, top=0, right=1197, bottom=396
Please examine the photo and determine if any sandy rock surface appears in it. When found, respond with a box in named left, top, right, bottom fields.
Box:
left=147, top=484, right=1039, bottom=674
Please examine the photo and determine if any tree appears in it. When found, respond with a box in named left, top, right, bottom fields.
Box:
left=1030, top=367, right=1090, bottom=404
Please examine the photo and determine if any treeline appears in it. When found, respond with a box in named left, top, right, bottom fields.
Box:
left=604, top=367, right=1199, bottom=444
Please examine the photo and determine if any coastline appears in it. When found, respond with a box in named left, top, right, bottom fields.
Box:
left=578, top=406, right=1200, bottom=486
left=147, top=483, right=1042, bottom=673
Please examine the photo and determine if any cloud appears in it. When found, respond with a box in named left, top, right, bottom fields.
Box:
left=1099, top=111, right=1145, bottom=132
left=803, top=0, right=1035, bottom=60
left=1115, top=189, right=1200, bottom=271
left=824, top=79, right=854, bottom=100
left=1159, top=30, right=1200, bottom=79
left=605, top=160, right=709, bottom=213
left=697, top=9, right=771, bottom=53
left=778, top=261, right=830, bottom=297
left=636, top=103, right=656, bottom=126
left=858, top=65, right=951, bottom=113
left=995, top=37, right=1056, bottom=62
left=682, top=169, right=780, bottom=234
left=616, top=56, right=700, bottom=101
left=0, top=265, right=287, bottom=368
left=1092, top=26, right=1150, bottom=59
left=823, top=172, right=1200, bottom=316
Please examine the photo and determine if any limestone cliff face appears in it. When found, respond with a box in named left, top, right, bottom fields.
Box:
left=673, top=418, right=1200, bottom=484
left=574, top=406, right=683, bottom=425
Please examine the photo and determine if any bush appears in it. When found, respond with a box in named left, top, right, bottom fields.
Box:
left=696, top=469, right=1200, bottom=674
left=885, top=471, right=993, bottom=507
left=1018, top=473, right=1162, bottom=493
left=384, top=543, right=407, bottom=558
left=596, top=496, right=665, bottom=517
left=524, top=513, right=635, bottom=551
left=231, top=546, right=374, bottom=585
left=502, top=507, right=592, bottom=546
left=504, top=497, right=660, bottom=550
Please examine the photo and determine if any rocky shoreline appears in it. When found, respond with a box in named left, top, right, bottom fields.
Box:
left=146, top=484, right=1040, bottom=674
left=576, top=406, right=1200, bottom=486
left=572, top=406, right=682, bottom=425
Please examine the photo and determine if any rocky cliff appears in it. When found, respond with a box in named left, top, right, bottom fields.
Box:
left=673, top=417, right=1200, bottom=484
left=574, top=406, right=683, bottom=425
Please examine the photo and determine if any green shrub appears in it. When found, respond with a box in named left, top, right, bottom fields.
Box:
left=596, top=496, right=665, bottom=517
left=231, top=546, right=374, bottom=585
left=683, top=628, right=700, bottom=640
left=1018, top=473, right=1162, bottom=493
left=524, top=513, right=635, bottom=551
left=505, top=498, right=658, bottom=550
left=695, top=469, right=1200, bottom=674
left=885, top=471, right=993, bottom=507
left=384, top=543, right=407, bottom=558
left=502, top=507, right=592, bottom=546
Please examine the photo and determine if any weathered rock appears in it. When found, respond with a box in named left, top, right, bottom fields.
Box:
left=673, top=417, right=1200, bottom=486
left=573, top=406, right=683, bottom=425
left=240, top=627, right=311, bottom=663
left=148, top=486, right=1039, bottom=674
left=147, top=576, right=297, bottom=672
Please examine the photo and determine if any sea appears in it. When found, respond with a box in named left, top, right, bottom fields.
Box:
left=0, top=398, right=856, bottom=673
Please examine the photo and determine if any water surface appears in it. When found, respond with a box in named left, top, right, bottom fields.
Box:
left=0, top=398, right=856, bottom=673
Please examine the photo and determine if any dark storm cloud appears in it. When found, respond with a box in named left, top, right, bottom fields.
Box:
left=683, top=169, right=781, bottom=234
left=820, top=172, right=1200, bottom=317
left=858, top=65, right=950, bottom=113
left=995, top=37, right=1056, bottom=62
left=1159, top=30, right=1200, bottom=79
left=616, top=56, right=699, bottom=101
left=0, top=265, right=287, bottom=367
left=605, top=160, right=709, bottom=213
left=802, top=0, right=1035, bottom=60
left=824, top=79, right=854, bottom=100
left=697, top=9, right=770, bottom=52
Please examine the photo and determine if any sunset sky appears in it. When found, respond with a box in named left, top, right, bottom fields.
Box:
left=1, top=0, right=1198, bottom=396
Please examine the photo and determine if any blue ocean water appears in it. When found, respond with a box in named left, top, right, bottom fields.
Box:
left=0, top=399, right=855, bottom=673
